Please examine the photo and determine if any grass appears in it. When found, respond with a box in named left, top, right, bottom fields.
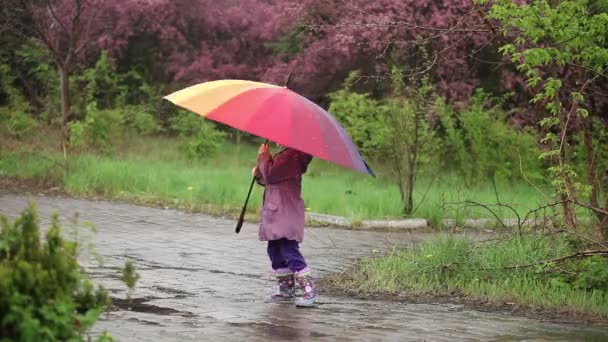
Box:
left=1, top=132, right=552, bottom=223
left=334, top=234, right=608, bottom=317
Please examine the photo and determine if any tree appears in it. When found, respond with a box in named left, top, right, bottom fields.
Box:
left=262, top=0, right=496, bottom=101
left=97, top=0, right=284, bottom=86
left=385, top=68, right=437, bottom=215
left=6, top=0, right=111, bottom=162
left=484, top=0, right=608, bottom=238
left=330, top=64, right=437, bottom=216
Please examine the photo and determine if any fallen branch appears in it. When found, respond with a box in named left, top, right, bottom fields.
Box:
left=438, top=250, right=608, bottom=271
left=444, top=200, right=510, bottom=229
left=495, top=250, right=608, bottom=270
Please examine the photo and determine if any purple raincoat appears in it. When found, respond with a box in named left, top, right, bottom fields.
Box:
left=255, top=148, right=312, bottom=242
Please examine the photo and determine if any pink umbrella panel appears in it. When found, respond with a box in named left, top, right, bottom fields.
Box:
left=164, top=80, right=375, bottom=177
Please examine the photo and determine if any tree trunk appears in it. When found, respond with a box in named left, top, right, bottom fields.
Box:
left=59, top=65, right=70, bottom=131
left=554, top=127, right=575, bottom=227
left=396, top=161, right=407, bottom=216
left=583, top=118, right=608, bottom=239
left=404, top=96, right=422, bottom=216
left=561, top=196, right=576, bottom=227
left=601, top=171, right=608, bottom=240
left=584, top=118, right=599, bottom=209
left=404, top=164, right=414, bottom=215
left=59, top=64, right=70, bottom=171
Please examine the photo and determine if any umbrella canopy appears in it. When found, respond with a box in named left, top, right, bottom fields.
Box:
left=164, top=79, right=374, bottom=177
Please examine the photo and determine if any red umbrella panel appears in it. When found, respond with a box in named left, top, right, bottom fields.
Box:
left=164, top=80, right=374, bottom=177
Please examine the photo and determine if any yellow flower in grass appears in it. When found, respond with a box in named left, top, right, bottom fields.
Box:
left=187, top=186, right=193, bottom=191
left=426, top=254, right=433, bottom=258
left=306, top=207, right=312, bottom=211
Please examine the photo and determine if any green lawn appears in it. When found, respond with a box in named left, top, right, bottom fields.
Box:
left=1, top=135, right=550, bottom=224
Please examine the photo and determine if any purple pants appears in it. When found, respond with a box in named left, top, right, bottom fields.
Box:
left=267, top=238, right=308, bottom=273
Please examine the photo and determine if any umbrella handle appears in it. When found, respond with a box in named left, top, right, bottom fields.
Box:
left=235, top=176, right=256, bottom=234
left=235, top=139, right=268, bottom=234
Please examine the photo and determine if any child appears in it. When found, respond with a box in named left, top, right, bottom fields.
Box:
left=252, top=143, right=316, bottom=307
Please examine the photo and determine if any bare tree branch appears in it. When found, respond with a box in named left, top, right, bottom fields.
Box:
left=478, top=250, right=608, bottom=270
left=573, top=200, right=608, bottom=216
left=444, top=200, right=510, bottom=229
left=567, top=62, right=608, bottom=82
left=518, top=148, right=552, bottom=203
left=438, top=250, right=608, bottom=272
left=46, top=0, right=67, bottom=35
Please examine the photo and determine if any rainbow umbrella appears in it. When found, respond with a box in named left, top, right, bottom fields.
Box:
left=164, top=79, right=374, bottom=177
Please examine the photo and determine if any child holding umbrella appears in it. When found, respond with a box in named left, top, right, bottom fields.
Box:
left=252, top=143, right=316, bottom=307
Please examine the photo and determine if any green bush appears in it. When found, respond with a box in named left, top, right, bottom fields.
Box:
left=328, top=71, right=391, bottom=158
left=0, top=61, right=39, bottom=139
left=169, top=110, right=225, bottom=159
left=436, top=90, right=542, bottom=185
left=0, top=204, right=113, bottom=341
left=120, top=105, right=160, bottom=136
left=329, top=75, right=542, bottom=186
left=1, top=109, right=39, bottom=139
left=69, top=103, right=123, bottom=154
left=77, top=52, right=124, bottom=110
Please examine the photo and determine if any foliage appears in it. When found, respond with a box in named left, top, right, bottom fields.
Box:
left=330, top=67, right=439, bottom=215
left=383, top=67, right=438, bottom=215
left=436, top=90, right=542, bottom=184
left=266, top=25, right=306, bottom=61
left=0, top=204, right=112, bottom=341
left=76, top=52, right=125, bottom=110
left=169, top=111, right=226, bottom=160
left=0, top=40, right=59, bottom=123
left=69, top=104, right=161, bottom=153
left=328, top=71, right=390, bottom=158
left=120, top=105, right=161, bottom=136
left=2, top=110, right=39, bottom=140
left=572, top=117, right=608, bottom=185
left=0, top=63, right=39, bottom=139
left=485, top=0, right=608, bottom=233
left=121, top=260, right=139, bottom=303
left=330, top=70, right=541, bottom=214
left=262, top=0, right=493, bottom=100
left=69, top=103, right=123, bottom=154
left=66, top=51, right=161, bottom=141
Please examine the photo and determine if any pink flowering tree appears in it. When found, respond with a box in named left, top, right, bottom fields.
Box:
left=261, top=0, right=495, bottom=102
left=8, top=0, right=116, bottom=159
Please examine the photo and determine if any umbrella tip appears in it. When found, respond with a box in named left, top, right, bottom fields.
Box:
left=364, top=160, right=376, bottom=178
left=284, top=72, right=293, bottom=88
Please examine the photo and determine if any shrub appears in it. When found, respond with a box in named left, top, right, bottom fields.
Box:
left=1, top=108, right=39, bottom=139
left=120, top=105, right=160, bottom=136
left=328, top=71, right=391, bottom=158
left=436, top=90, right=542, bottom=185
left=0, top=204, right=113, bottom=341
left=69, top=102, right=123, bottom=154
left=0, top=62, right=39, bottom=139
left=169, top=110, right=225, bottom=159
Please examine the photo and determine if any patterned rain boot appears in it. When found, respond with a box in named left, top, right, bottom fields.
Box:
left=294, top=269, right=317, bottom=307
left=266, top=272, right=295, bottom=303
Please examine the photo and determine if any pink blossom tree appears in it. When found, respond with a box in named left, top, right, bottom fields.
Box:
left=9, top=0, right=115, bottom=157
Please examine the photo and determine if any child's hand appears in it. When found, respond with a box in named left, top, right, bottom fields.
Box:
left=258, top=143, right=269, bottom=156
left=251, top=166, right=258, bottom=177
